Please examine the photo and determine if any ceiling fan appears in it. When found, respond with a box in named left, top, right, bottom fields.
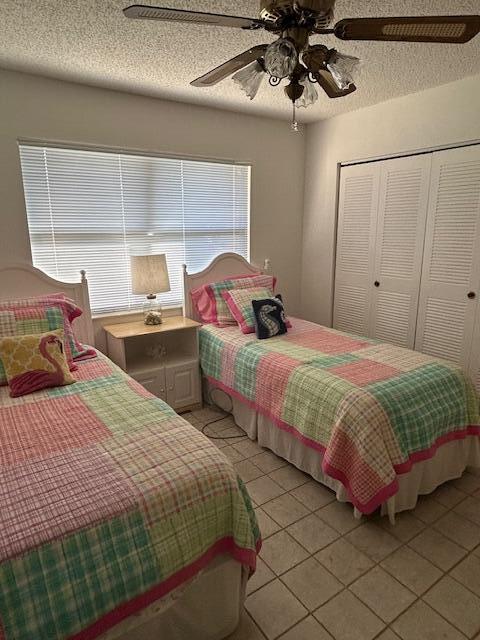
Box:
left=124, top=1, right=480, bottom=128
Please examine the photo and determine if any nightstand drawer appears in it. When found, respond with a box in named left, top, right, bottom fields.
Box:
left=131, top=369, right=167, bottom=402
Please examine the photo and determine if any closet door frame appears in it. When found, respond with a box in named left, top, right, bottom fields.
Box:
left=469, top=308, right=480, bottom=391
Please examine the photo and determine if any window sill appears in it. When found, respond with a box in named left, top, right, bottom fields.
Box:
left=92, top=305, right=183, bottom=322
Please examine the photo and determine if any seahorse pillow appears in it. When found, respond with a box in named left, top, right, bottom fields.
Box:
left=205, top=274, right=277, bottom=326
left=0, top=329, right=75, bottom=397
left=222, top=286, right=275, bottom=334
left=0, top=304, right=76, bottom=386
left=252, top=295, right=289, bottom=340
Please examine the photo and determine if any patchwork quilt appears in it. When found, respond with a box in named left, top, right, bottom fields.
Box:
left=0, top=354, right=259, bottom=640
left=200, top=318, right=480, bottom=513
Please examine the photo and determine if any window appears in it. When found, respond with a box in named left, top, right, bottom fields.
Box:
left=19, top=144, right=250, bottom=314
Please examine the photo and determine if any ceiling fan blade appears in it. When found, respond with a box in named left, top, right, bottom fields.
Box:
left=123, top=5, right=264, bottom=30
left=191, top=45, right=267, bottom=87
left=334, top=16, right=480, bottom=43
left=314, top=70, right=356, bottom=99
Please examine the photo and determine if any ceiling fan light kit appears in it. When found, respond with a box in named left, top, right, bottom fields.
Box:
left=124, top=1, right=480, bottom=128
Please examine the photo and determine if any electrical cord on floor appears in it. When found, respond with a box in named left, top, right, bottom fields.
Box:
left=183, top=387, right=247, bottom=441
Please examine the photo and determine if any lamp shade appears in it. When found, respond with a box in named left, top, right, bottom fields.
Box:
left=130, top=254, right=171, bottom=296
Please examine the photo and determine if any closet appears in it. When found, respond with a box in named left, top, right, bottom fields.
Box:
left=333, top=144, right=480, bottom=390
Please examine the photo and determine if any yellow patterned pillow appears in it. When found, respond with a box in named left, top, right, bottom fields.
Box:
left=0, top=329, right=75, bottom=397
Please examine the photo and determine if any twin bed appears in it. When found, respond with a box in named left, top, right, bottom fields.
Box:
left=0, top=264, right=259, bottom=640
left=184, top=253, right=480, bottom=522
left=1, top=254, right=480, bottom=640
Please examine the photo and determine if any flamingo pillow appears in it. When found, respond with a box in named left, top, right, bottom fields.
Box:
left=0, top=329, right=75, bottom=397
left=0, top=304, right=77, bottom=386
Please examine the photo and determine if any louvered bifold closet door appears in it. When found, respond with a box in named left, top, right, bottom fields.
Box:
left=415, top=145, right=480, bottom=368
left=369, top=155, right=431, bottom=348
left=333, top=163, right=380, bottom=336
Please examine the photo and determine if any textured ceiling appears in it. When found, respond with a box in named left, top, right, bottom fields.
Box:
left=0, top=0, right=479, bottom=122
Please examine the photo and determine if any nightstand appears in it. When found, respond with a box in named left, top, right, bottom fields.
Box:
left=104, top=316, right=202, bottom=412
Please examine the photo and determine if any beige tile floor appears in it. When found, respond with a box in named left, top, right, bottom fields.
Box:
left=184, top=408, right=480, bottom=640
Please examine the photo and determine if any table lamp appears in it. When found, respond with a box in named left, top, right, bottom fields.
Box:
left=130, top=254, right=171, bottom=325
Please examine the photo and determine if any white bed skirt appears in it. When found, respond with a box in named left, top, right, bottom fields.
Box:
left=207, top=383, right=480, bottom=520
left=102, top=555, right=246, bottom=640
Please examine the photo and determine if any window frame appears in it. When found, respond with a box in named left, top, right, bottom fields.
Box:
left=18, top=139, right=251, bottom=317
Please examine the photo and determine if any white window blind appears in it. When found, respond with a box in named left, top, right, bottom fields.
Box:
left=19, top=145, right=250, bottom=314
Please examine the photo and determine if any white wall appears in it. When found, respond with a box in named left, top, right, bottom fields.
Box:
left=302, top=73, right=480, bottom=326
left=3, top=67, right=480, bottom=340
left=0, top=68, right=305, bottom=348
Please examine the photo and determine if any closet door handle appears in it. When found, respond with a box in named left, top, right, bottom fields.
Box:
left=468, top=291, right=476, bottom=299
left=374, top=281, right=380, bottom=288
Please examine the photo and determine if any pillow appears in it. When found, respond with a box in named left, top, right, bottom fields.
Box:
left=46, top=294, right=96, bottom=361
left=252, top=295, right=289, bottom=340
left=191, top=273, right=261, bottom=324
left=0, top=329, right=75, bottom=397
left=190, top=285, right=217, bottom=324
left=0, top=304, right=76, bottom=385
left=222, top=286, right=274, bottom=334
left=0, top=294, right=96, bottom=362
left=204, top=274, right=277, bottom=326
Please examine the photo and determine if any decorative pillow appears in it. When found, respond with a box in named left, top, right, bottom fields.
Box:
left=205, top=274, right=277, bottom=326
left=0, top=329, right=75, bottom=397
left=190, top=285, right=217, bottom=324
left=0, top=304, right=76, bottom=385
left=191, top=273, right=260, bottom=324
left=252, top=295, right=289, bottom=340
left=222, top=286, right=275, bottom=334
left=47, top=294, right=96, bottom=361
left=0, top=294, right=96, bottom=363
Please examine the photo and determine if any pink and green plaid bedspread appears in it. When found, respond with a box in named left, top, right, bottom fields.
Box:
left=0, top=354, right=259, bottom=640
left=200, top=318, right=480, bottom=513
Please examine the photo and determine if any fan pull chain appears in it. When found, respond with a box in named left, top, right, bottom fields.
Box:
left=291, top=101, right=299, bottom=132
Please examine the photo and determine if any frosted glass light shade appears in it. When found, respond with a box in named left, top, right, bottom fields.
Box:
left=326, top=51, right=360, bottom=90
left=232, top=61, right=265, bottom=100
left=296, top=77, right=318, bottom=108
left=130, top=254, right=171, bottom=295
left=264, top=38, right=298, bottom=79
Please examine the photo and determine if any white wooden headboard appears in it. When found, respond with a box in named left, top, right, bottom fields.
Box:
left=183, top=252, right=270, bottom=321
left=0, top=263, right=94, bottom=346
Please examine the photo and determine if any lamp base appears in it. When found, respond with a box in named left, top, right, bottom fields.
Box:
left=143, top=297, right=163, bottom=325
